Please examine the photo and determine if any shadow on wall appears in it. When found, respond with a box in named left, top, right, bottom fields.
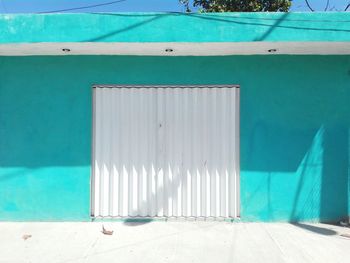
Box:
left=239, top=53, right=350, bottom=223
left=84, top=12, right=350, bottom=42
left=321, top=126, right=349, bottom=222
left=290, top=125, right=349, bottom=223
left=94, top=124, right=350, bottom=225
left=243, top=122, right=349, bottom=223
left=84, top=13, right=292, bottom=42
left=0, top=54, right=349, bottom=222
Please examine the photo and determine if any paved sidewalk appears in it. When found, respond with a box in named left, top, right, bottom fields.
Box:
left=0, top=221, right=349, bottom=263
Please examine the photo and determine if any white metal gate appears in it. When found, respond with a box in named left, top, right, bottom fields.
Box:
left=92, top=85, right=240, bottom=218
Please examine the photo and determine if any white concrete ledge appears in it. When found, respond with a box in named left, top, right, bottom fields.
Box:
left=0, top=42, right=350, bottom=56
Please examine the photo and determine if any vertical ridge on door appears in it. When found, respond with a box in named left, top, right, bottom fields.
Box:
left=92, top=86, right=239, bottom=218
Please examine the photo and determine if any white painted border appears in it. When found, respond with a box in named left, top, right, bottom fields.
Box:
left=1, top=42, right=350, bottom=56
left=235, top=88, right=240, bottom=218
left=91, top=88, right=97, bottom=217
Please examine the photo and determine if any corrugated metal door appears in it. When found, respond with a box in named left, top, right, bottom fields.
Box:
left=92, top=85, right=240, bottom=218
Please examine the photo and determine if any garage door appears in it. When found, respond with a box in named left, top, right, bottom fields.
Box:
left=92, top=85, right=240, bottom=218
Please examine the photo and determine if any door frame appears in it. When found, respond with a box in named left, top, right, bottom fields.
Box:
left=90, top=85, right=240, bottom=218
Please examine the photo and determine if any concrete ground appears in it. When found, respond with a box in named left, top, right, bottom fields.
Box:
left=0, top=221, right=349, bottom=263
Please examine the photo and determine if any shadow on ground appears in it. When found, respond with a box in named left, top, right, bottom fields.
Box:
left=292, top=222, right=337, bottom=236
left=123, top=218, right=153, bottom=226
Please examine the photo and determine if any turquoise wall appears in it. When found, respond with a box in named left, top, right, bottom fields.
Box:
left=0, top=55, right=349, bottom=221
left=1, top=13, right=350, bottom=43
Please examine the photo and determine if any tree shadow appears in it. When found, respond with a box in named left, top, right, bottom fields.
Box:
left=320, top=125, right=349, bottom=223
left=290, top=125, right=349, bottom=224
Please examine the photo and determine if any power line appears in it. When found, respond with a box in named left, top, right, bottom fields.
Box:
left=38, top=0, right=127, bottom=14
left=324, top=0, right=330, bottom=11
left=304, top=0, right=315, bottom=12
left=345, top=2, right=350, bottom=11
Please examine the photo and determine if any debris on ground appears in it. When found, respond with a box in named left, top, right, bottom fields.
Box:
left=339, top=220, right=349, bottom=227
left=340, top=233, right=350, bottom=239
left=101, top=225, right=113, bottom=235
left=22, top=234, right=32, bottom=240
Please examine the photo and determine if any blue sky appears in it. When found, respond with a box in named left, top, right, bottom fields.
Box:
left=0, top=0, right=349, bottom=13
